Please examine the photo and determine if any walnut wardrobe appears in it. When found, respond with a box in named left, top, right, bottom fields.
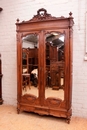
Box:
left=16, top=8, right=74, bottom=123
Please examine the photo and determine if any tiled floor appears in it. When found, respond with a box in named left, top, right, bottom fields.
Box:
left=0, top=105, right=87, bottom=130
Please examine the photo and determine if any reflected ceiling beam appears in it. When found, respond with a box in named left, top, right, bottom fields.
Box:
left=23, top=34, right=38, bottom=43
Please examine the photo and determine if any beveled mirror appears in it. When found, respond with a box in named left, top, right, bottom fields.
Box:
left=45, top=32, right=65, bottom=100
left=22, top=34, right=39, bottom=97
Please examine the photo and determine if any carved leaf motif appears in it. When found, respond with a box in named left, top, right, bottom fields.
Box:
left=19, top=8, right=65, bottom=24
left=46, top=97, right=62, bottom=107
left=22, top=94, right=37, bottom=103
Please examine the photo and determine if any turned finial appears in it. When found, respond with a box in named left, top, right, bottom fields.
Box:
left=69, top=12, right=73, bottom=17
left=17, top=19, right=20, bottom=23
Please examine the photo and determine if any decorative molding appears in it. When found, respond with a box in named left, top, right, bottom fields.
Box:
left=46, top=97, right=62, bottom=107
left=30, top=8, right=58, bottom=21
left=22, top=94, right=37, bottom=103
left=18, top=8, right=67, bottom=24
left=16, top=9, right=74, bottom=31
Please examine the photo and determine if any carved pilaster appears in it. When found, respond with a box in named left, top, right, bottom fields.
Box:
left=69, top=12, right=74, bottom=38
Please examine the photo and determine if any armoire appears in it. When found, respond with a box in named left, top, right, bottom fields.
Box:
left=16, top=8, right=74, bottom=123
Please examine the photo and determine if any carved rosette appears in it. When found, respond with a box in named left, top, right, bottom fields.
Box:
left=22, top=94, right=37, bottom=103
left=46, top=97, right=62, bottom=107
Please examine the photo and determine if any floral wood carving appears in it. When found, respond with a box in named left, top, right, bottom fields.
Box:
left=30, top=8, right=58, bottom=21
left=46, top=97, right=62, bottom=107
left=22, top=94, right=37, bottom=103
left=16, top=8, right=74, bottom=26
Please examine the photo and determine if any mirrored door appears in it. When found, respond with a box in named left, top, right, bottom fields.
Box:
left=45, top=32, right=65, bottom=100
left=22, top=34, right=39, bottom=97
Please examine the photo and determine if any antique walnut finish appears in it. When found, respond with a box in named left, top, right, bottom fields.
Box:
left=16, top=8, right=74, bottom=123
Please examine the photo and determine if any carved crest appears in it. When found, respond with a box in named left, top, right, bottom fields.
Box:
left=16, top=8, right=74, bottom=27
left=30, top=8, right=58, bottom=21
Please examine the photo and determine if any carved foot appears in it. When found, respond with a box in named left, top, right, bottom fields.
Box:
left=17, top=107, right=20, bottom=114
left=66, top=117, right=71, bottom=124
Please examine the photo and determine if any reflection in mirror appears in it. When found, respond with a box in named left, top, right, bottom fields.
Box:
left=22, top=34, right=38, bottom=97
left=45, top=32, right=65, bottom=100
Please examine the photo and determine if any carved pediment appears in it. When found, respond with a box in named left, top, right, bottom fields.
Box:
left=30, top=8, right=58, bottom=21
left=16, top=8, right=74, bottom=27
left=19, top=8, right=66, bottom=24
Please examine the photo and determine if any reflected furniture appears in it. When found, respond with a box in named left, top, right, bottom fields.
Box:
left=16, top=8, right=74, bottom=123
left=22, top=73, right=30, bottom=90
left=31, top=69, right=38, bottom=87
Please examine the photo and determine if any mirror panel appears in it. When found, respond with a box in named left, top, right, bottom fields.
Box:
left=22, top=34, right=39, bottom=97
left=45, top=32, right=65, bottom=100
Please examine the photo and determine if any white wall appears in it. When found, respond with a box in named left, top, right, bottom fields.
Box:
left=0, top=0, right=87, bottom=118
